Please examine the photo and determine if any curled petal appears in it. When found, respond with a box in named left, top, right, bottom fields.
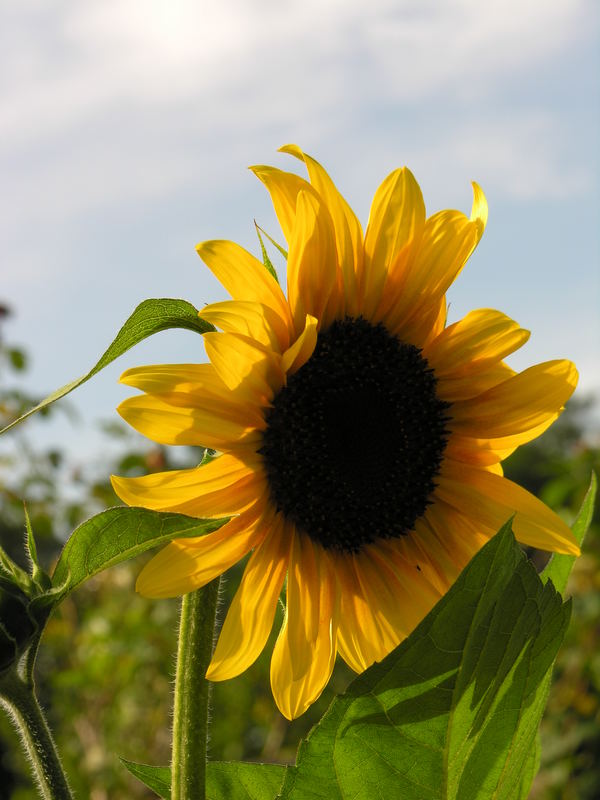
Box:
left=196, top=240, right=293, bottom=347
left=204, top=331, right=285, bottom=405
left=199, top=300, right=284, bottom=352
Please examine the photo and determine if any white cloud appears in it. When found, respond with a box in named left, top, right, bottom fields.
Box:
left=1, top=0, right=594, bottom=146
left=0, top=0, right=596, bottom=271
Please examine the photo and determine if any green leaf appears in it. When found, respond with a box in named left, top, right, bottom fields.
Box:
left=0, top=546, right=32, bottom=596
left=254, top=222, right=280, bottom=283
left=51, top=507, right=228, bottom=597
left=120, top=760, right=171, bottom=799
left=279, top=523, right=571, bottom=800
left=120, top=759, right=286, bottom=800
left=540, top=471, right=596, bottom=594
left=0, top=298, right=214, bottom=435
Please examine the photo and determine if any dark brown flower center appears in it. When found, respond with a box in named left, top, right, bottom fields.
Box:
left=260, top=317, right=450, bottom=552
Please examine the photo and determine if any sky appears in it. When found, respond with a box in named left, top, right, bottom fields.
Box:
left=1, top=0, right=599, bottom=465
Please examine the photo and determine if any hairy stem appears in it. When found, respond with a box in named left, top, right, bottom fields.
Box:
left=0, top=670, right=74, bottom=799
left=171, top=580, right=220, bottom=800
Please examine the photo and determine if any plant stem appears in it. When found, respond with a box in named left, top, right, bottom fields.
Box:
left=171, top=579, right=220, bottom=800
left=0, top=670, right=74, bottom=800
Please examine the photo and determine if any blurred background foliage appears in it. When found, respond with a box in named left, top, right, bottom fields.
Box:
left=0, top=305, right=598, bottom=799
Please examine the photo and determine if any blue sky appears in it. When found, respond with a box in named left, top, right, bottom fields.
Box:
left=1, top=0, right=599, bottom=462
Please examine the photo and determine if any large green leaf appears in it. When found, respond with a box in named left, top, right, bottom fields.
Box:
left=0, top=298, right=213, bottom=435
left=278, top=523, right=572, bottom=800
left=120, top=759, right=285, bottom=800
left=50, top=507, right=227, bottom=597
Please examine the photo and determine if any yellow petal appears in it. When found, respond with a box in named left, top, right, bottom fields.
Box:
left=117, top=393, right=264, bottom=450
left=280, top=144, right=363, bottom=317
left=470, top=181, right=488, bottom=241
left=250, top=163, right=317, bottom=245
left=286, top=190, right=339, bottom=334
left=437, top=465, right=580, bottom=555
left=270, top=536, right=338, bottom=719
left=451, top=360, right=578, bottom=437
left=424, top=309, right=530, bottom=377
left=362, top=167, right=425, bottom=318
left=199, top=300, right=284, bottom=351
left=423, top=497, right=492, bottom=571
left=207, top=515, right=290, bottom=680
left=111, top=451, right=264, bottom=517
left=281, top=314, right=318, bottom=375
left=358, top=545, right=440, bottom=645
left=136, top=502, right=269, bottom=597
left=335, top=553, right=391, bottom=672
left=196, top=240, right=293, bottom=347
left=119, top=363, right=226, bottom=395
left=445, top=417, right=563, bottom=466
left=387, top=524, right=455, bottom=596
left=436, top=361, right=516, bottom=402
left=204, top=331, right=284, bottom=405
left=423, top=296, right=448, bottom=346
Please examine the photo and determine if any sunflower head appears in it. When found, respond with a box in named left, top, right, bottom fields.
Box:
left=111, top=146, right=578, bottom=719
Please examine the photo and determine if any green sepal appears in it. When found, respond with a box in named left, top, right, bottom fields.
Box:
left=51, top=507, right=229, bottom=598
left=23, top=505, right=52, bottom=592
left=199, top=448, right=218, bottom=467
left=120, top=759, right=286, bottom=800
left=254, top=222, right=288, bottom=260
left=0, top=298, right=215, bottom=435
left=0, top=546, right=33, bottom=596
left=254, top=222, right=280, bottom=283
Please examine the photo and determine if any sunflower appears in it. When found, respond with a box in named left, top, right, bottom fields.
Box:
left=111, top=145, right=579, bottom=720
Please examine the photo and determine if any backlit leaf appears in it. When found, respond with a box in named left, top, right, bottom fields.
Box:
left=0, top=298, right=213, bottom=434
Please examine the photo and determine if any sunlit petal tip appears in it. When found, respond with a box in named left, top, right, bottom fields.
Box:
left=278, top=143, right=302, bottom=158
left=118, top=367, right=140, bottom=386
left=195, top=239, right=211, bottom=256
left=470, top=181, right=488, bottom=240
left=564, top=360, right=579, bottom=389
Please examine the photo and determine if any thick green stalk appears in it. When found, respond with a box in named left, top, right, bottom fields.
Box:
left=0, top=670, right=74, bottom=800
left=171, top=580, right=220, bottom=800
